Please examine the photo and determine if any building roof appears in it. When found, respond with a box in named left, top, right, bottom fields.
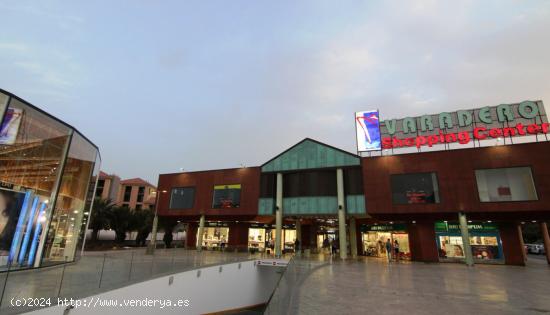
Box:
left=261, top=138, right=360, bottom=172
left=120, top=177, right=156, bottom=187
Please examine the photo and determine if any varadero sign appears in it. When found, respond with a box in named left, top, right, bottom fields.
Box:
left=373, top=100, right=547, bottom=150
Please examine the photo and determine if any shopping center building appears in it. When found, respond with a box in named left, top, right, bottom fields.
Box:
left=156, top=100, right=550, bottom=266
left=0, top=89, right=100, bottom=270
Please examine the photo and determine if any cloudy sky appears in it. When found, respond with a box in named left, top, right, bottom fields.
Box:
left=1, top=1, right=549, bottom=183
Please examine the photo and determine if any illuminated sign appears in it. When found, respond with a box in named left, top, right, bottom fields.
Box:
left=355, top=110, right=381, bottom=151
left=0, top=107, right=23, bottom=145
left=378, top=101, right=548, bottom=151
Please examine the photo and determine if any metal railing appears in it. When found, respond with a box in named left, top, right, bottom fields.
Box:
left=0, top=248, right=259, bottom=314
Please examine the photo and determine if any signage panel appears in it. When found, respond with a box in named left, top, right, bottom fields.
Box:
left=356, top=101, right=548, bottom=154
left=355, top=110, right=381, bottom=152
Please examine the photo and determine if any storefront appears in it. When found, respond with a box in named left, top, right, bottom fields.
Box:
left=248, top=224, right=296, bottom=253
left=157, top=100, right=550, bottom=266
left=360, top=224, right=411, bottom=260
left=197, top=222, right=229, bottom=250
left=435, top=221, right=503, bottom=263
left=0, top=89, right=100, bottom=270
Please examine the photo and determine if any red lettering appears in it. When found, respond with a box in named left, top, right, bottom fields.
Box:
left=392, top=137, right=403, bottom=148
left=502, top=127, right=516, bottom=137
left=416, top=136, right=426, bottom=148
left=445, top=133, right=458, bottom=143
left=473, top=127, right=487, bottom=139
left=405, top=138, right=415, bottom=147
left=457, top=131, right=470, bottom=144
left=489, top=128, right=502, bottom=138
left=516, top=123, right=526, bottom=135
left=427, top=135, right=439, bottom=147
left=527, top=124, right=541, bottom=134
left=543, top=123, right=550, bottom=134
left=382, top=137, right=393, bottom=149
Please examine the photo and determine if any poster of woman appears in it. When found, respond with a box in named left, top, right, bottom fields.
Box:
left=0, top=188, right=26, bottom=266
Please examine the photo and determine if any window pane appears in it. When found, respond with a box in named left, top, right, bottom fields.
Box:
left=475, top=167, right=537, bottom=202
left=43, top=133, right=99, bottom=264
left=391, top=172, right=440, bottom=204
left=169, top=187, right=195, bottom=209
left=212, top=184, right=241, bottom=208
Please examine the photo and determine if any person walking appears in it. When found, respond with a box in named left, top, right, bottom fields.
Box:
left=394, top=239, right=400, bottom=262
left=385, top=238, right=392, bottom=262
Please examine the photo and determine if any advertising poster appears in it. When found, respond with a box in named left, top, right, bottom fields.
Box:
left=0, top=107, right=23, bottom=145
left=355, top=110, right=381, bottom=152
left=0, top=188, right=26, bottom=266
left=212, top=184, right=241, bottom=208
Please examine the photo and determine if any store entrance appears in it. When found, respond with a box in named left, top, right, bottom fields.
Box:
left=315, top=218, right=339, bottom=254
left=197, top=226, right=229, bottom=250
left=248, top=224, right=296, bottom=254
left=360, top=224, right=411, bottom=260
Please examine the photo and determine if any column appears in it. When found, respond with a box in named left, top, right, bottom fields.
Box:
left=349, top=217, right=357, bottom=258
left=517, top=224, right=527, bottom=263
left=541, top=222, right=550, bottom=265
left=146, top=214, right=158, bottom=254
left=337, top=168, right=347, bottom=260
left=197, top=215, right=205, bottom=252
left=275, top=172, right=283, bottom=258
left=458, top=212, right=474, bottom=266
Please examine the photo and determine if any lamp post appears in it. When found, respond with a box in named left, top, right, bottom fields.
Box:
left=146, top=189, right=167, bottom=255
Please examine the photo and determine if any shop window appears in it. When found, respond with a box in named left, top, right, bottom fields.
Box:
left=435, top=221, right=503, bottom=260
left=390, top=172, right=440, bottom=204
left=212, top=184, right=241, bottom=208
left=169, top=187, right=195, bottom=209
left=197, top=227, right=229, bottom=249
left=248, top=228, right=266, bottom=252
left=475, top=167, right=537, bottom=202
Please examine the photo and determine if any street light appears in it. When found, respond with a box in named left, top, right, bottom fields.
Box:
left=146, top=189, right=167, bottom=255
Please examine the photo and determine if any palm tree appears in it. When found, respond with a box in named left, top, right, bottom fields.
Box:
left=132, top=208, right=154, bottom=246
left=109, top=206, right=133, bottom=243
left=89, top=198, right=115, bottom=242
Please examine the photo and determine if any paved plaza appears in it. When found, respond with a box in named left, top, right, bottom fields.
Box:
left=2, top=250, right=549, bottom=314
left=268, top=255, right=550, bottom=315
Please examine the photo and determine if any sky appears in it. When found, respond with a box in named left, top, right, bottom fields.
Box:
left=1, top=0, right=549, bottom=184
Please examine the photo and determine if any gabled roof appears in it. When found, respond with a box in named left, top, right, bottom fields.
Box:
left=261, top=138, right=360, bottom=173
left=120, top=178, right=155, bottom=187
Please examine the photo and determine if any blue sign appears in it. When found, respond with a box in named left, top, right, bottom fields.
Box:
left=355, top=110, right=381, bottom=151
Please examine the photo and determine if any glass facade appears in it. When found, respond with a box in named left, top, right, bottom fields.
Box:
left=0, top=90, right=100, bottom=269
